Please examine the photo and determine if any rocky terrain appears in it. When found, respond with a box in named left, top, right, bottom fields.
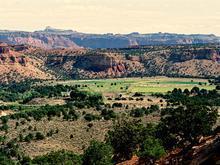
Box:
left=0, top=28, right=80, bottom=49
left=0, top=27, right=220, bottom=49
left=0, top=42, right=55, bottom=83
left=142, top=46, right=220, bottom=77
left=0, top=42, right=219, bottom=83
left=43, top=45, right=220, bottom=79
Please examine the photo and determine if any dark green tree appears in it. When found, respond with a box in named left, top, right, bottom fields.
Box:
left=106, top=119, right=156, bottom=162
left=138, top=137, right=165, bottom=161
left=32, top=150, right=82, bottom=165
left=157, top=105, right=218, bottom=149
left=83, top=141, right=113, bottom=165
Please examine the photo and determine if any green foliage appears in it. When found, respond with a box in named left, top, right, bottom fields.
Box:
left=138, top=137, right=165, bottom=160
left=101, top=109, right=116, bottom=120
left=0, top=139, right=24, bottom=164
left=1, top=116, right=9, bottom=124
left=112, top=103, right=123, bottom=108
left=157, top=105, right=218, bottom=149
left=0, top=124, right=9, bottom=132
left=0, top=81, right=33, bottom=102
left=164, top=88, right=220, bottom=106
left=24, top=133, right=34, bottom=142
left=7, top=104, right=79, bottom=121
left=32, top=150, right=82, bottom=165
left=106, top=119, right=157, bottom=162
left=130, top=108, right=146, bottom=117
left=84, top=114, right=100, bottom=122
left=130, top=105, right=159, bottom=118
left=35, top=132, right=45, bottom=140
left=0, top=153, right=15, bottom=165
left=148, top=105, right=160, bottom=112
left=70, top=90, right=104, bottom=108
left=0, top=83, right=76, bottom=103
left=83, top=141, right=113, bottom=165
left=36, top=85, right=75, bottom=97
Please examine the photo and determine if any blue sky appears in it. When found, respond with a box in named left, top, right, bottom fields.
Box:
left=0, top=0, right=220, bottom=35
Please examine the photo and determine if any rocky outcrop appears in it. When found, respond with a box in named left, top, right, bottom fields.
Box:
left=142, top=47, right=220, bottom=77
left=0, top=43, right=219, bottom=82
left=74, top=53, right=125, bottom=72
left=46, top=51, right=145, bottom=79
left=41, top=45, right=220, bottom=79
left=0, top=43, right=55, bottom=83
left=0, top=27, right=220, bottom=49
left=0, top=31, right=81, bottom=49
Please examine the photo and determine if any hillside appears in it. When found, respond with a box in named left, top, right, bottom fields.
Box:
left=0, top=42, right=55, bottom=83
left=43, top=45, right=220, bottom=79
left=0, top=43, right=219, bottom=83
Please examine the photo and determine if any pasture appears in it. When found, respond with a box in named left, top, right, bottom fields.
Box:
left=45, top=77, right=215, bottom=95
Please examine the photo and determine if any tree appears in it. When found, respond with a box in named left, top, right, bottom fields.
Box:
left=148, top=105, right=160, bottom=113
left=130, top=108, right=145, bottom=117
left=183, top=89, right=190, bottom=95
left=24, top=133, right=34, bottom=143
left=101, top=109, right=116, bottom=120
left=106, top=119, right=156, bottom=162
left=83, top=141, right=113, bottom=165
left=32, top=150, right=82, bottom=165
left=138, top=137, right=165, bottom=161
left=157, top=105, right=218, bottom=149
left=35, top=132, right=45, bottom=140
left=84, top=114, right=99, bottom=122
left=191, top=87, right=200, bottom=95
left=70, top=90, right=87, bottom=101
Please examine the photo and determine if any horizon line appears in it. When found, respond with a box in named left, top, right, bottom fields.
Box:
left=0, top=27, right=218, bottom=36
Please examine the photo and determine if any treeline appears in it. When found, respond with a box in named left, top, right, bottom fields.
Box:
left=0, top=81, right=77, bottom=102
left=154, top=87, right=220, bottom=106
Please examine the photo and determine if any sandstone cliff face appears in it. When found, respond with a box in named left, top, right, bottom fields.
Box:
left=42, top=45, right=220, bottom=79
left=45, top=51, right=145, bottom=79
left=0, top=43, right=55, bottom=83
left=0, top=32, right=80, bottom=49
left=142, top=47, right=220, bottom=77
left=73, top=53, right=136, bottom=78
left=167, top=59, right=220, bottom=77
left=74, top=53, right=124, bottom=72
left=0, top=28, right=220, bottom=49
left=0, top=43, right=219, bottom=82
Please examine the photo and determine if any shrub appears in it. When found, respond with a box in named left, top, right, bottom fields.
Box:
left=24, top=133, right=34, bottom=142
left=35, top=132, right=45, bottom=140
left=83, top=141, right=113, bottom=165
left=32, top=150, right=82, bottom=165
left=130, top=108, right=146, bottom=117
left=138, top=137, right=165, bottom=160
left=133, top=92, right=144, bottom=97
left=112, top=103, right=123, bottom=108
left=84, top=114, right=99, bottom=122
left=101, top=109, right=116, bottom=120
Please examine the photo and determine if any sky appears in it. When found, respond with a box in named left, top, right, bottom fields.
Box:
left=0, top=0, right=220, bottom=35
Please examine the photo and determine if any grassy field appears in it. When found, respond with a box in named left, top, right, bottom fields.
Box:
left=45, top=77, right=215, bottom=95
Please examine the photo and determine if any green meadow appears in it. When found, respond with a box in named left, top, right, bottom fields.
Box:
left=46, top=77, right=215, bottom=95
